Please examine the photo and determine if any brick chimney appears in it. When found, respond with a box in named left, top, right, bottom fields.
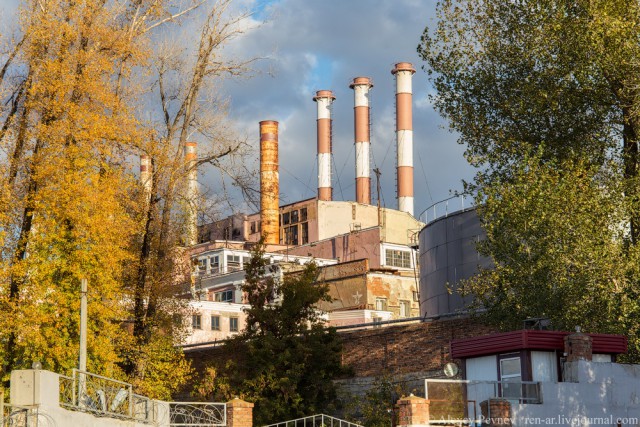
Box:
left=564, top=326, right=593, bottom=362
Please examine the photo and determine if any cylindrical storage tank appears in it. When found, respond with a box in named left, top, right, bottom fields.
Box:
left=349, top=77, right=373, bottom=205
left=418, top=208, right=493, bottom=318
left=260, top=120, right=279, bottom=245
left=313, top=90, right=335, bottom=201
left=392, top=62, right=416, bottom=216
left=185, top=142, right=198, bottom=246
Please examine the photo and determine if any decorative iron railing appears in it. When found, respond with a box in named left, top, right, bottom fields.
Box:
left=425, top=379, right=541, bottom=425
left=168, top=402, right=226, bottom=426
left=58, top=369, right=226, bottom=426
left=59, top=369, right=154, bottom=422
left=262, top=414, right=363, bottom=427
left=1, top=392, right=33, bottom=427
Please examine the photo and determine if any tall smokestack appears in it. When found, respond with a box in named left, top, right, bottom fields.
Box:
left=313, top=90, right=335, bottom=201
left=185, top=142, right=198, bottom=246
left=350, top=77, right=373, bottom=205
left=260, top=120, right=279, bottom=245
left=392, top=62, right=416, bottom=215
left=140, top=154, right=152, bottom=201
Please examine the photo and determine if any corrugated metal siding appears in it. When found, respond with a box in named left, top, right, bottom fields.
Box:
left=451, top=330, right=627, bottom=358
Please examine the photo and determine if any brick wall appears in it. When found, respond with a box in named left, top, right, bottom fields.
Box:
left=339, top=317, right=496, bottom=377
left=185, top=317, right=496, bottom=382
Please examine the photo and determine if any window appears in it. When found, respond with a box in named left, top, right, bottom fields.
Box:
left=215, top=290, right=234, bottom=302
left=412, top=291, right=419, bottom=302
left=250, top=221, right=257, bottom=234
left=230, top=317, right=239, bottom=332
left=197, top=258, right=207, bottom=272
left=285, top=225, right=298, bottom=245
left=375, top=298, right=388, bottom=311
left=209, top=256, right=219, bottom=273
left=192, top=315, right=202, bottom=329
left=227, top=254, right=241, bottom=271
left=282, top=212, right=290, bottom=225
left=300, top=208, right=308, bottom=222
left=242, top=257, right=251, bottom=269
left=499, top=356, right=522, bottom=399
left=211, top=316, right=220, bottom=331
left=291, top=210, right=299, bottom=224
left=385, top=249, right=411, bottom=268
left=301, top=222, right=309, bottom=245
left=399, top=300, right=410, bottom=318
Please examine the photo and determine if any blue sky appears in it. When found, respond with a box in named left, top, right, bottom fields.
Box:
left=0, top=0, right=477, bottom=220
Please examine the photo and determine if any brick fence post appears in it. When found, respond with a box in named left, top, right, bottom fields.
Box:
left=226, top=398, right=254, bottom=427
left=396, top=394, right=429, bottom=427
left=480, top=398, right=511, bottom=426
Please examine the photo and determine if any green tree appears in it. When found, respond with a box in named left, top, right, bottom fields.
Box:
left=419, top=0, right=640, bottom=359
left=418, top=0, right=640, bottom=240
left=462, top=152, right=640, bottom=360
left=344, top=374, right=403, bottom=427
left=195, top=242, right=347, bottom=425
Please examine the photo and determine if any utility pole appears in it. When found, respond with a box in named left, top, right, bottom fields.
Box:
left=374, top=168, right=382, bottom=227
left=79, top=278, right=87, bottom=372
left=79, top=278, right=88, bottom=404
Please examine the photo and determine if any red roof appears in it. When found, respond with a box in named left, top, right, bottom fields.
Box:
left=450, top=330, right=627, bottom=359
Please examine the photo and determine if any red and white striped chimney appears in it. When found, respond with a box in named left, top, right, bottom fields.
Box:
left=313, top=90, right=335, bottom=201
left=392, top=62, right=416, bottom=215
left=185, top=142, right=198, bottom=246
left=350, top=77, right=373, bottom=205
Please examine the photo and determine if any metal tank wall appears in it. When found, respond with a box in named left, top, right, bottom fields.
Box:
left=418, top=208, right=493, bottom=318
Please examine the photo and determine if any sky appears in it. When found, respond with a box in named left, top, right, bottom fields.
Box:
left=215, top=0, right=477, bottom=220
left=0, top=0, right=477, bottom=221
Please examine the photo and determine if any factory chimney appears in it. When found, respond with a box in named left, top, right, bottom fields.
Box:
left=140, top=154, right=152, bottom=201
left=392, top=62, right=416, bottom=216
left=185, top=142, right=198, bottom=246
left=260, top=120, right=280, bottom=245
left=350, top=77, right=373, bottom=205
left=313, top=90, right=335, bottom=201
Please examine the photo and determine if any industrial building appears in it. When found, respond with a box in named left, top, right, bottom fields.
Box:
left=171, top=62, right=425, bottom=344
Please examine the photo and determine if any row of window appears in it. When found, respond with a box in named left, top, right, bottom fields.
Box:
left=282, top=208, right=308, bottom=225
left=197, top=254, right=251, bottom=273
left=384, top=249, right=412, bottom=269
left=192, top=315, right=238, bottom=332
left=214, top=290, right=234, bottom=302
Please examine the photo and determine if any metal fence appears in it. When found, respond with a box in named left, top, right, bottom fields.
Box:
left=168, top=402, right=226, bottom=426
left=59, top=369, right=154, bottom=422
left=262, top=414, right=363, bottom=427
left=58, top=369, right=226, bottom=426
left=425, top=379, right=541, bottom=425
left=419, top=194, right=475, bottom=225
left=1, top=392, right=34, bottom=427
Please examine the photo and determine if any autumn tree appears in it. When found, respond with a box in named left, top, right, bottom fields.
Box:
left=0, top=0, right=255, bottom=398
left=125, top=0, right=257, bottom=397
left=419, top=0, right=640, bottom=358
left=195, top=242, right=346, bottom=425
